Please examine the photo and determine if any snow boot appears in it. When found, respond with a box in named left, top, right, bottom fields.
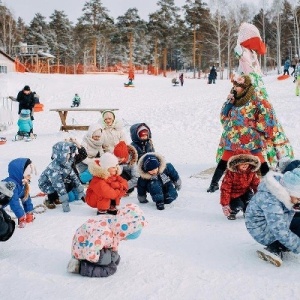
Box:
left=207, top=168, right=224, bottom=193
left=256, top=243, right=283, bottom=267
left=156, top=201, right=165, bottom=210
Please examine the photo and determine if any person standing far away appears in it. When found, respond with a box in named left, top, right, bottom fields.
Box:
left=291, top=55, right=299, bottom=76
left=208, top=66, right=217, bottom=84
left=179, top=73, right=184, bottom=86
left=283, top=57, right=291, bottom=75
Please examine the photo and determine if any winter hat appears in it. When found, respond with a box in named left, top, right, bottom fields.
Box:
left=282, top=168, right=300, bottom=198
left=102, top=111, right=115, bottom=121
left=23, top=85, right=31, bottom=91
left=277, top=157, right=293, bottom=173
left=143, top=154, right=160, bottom=172
left=92, top=129, right=102, bottom=138
left=114, top=141, right=129, bottom=161
left=20, top=109, right=31, bottom=117
left=0, top=181, right=16, bottom=198
left=99, top=152, right=118, bottom=170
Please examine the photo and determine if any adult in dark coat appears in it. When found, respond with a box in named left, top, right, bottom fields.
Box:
left=16, top=85, right=35, bottom=117
left=208, top=66, right=217, bottom=84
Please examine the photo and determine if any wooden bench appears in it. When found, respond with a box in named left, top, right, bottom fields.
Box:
left=50, top=108, right=119, bottom=131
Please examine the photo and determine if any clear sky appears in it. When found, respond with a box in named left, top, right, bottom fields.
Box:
left=4, top=0, right=260, bottom=25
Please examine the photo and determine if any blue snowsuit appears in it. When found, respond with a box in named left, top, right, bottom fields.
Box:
left=2, top=158, right=34, bottom=219
left=137, top=153, right=180, bottom=204
left=245, top=171, right=300, bottom=254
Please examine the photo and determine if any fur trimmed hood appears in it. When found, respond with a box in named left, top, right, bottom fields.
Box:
left=262, top=171, right=294, bottom=210
left=88, top=159, right=122, bottom=179
left=126, top=144, right=138, bottom=166
left=227, top=151, right=261, bottom=172
left=137, top=152, right=167, bottom=179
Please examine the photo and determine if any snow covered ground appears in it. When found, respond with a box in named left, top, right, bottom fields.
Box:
left=0, top=71, right=299, bottom=300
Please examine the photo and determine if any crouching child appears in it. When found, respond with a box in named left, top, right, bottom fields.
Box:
left=137, top=153, right=181, bottom=210
left=38, top=141, right=85, bottom=212
left=220, top=150, right=261, bottom=220
left=245, top=169, right=300, bottom=267
left=85, top=152, right=128, bottom=215
left=67, top=203, right=147, bottom=277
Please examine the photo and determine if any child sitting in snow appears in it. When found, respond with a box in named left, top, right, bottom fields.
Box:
left=71, top=93, right=81, bottom=107
left=130, top=123, right=155, bottom=160
left=0, top=181, right=16, bottom=241
left=245, top=168, right=300, bottom=267
left=67, top=203, right=147, bottom=277
left=17, top=109, right=34, bottom=139
left=137, top=153, right=181, bottom=210
left=85, top=152, right=128, bottom=215
left=113, top=141, right=139, bottom=196
left=220, top=150, right=261, bottom=220
left=38, top=141, right=85, bottom=212
left=2, top=158, right=36, bottom=228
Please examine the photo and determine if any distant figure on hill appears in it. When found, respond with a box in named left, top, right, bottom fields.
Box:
left=71, top=93, right=81, bottom=107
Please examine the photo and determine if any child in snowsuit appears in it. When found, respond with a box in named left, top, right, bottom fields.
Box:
left=137, top=153, right=181, bottom=210
left=220, top=150, right=261, bottom=220
left=245, top=168, right=300, bottom=267
left=2, top=158, right=36, bottom=228
left=67, top=203, right=147, bottom=277
left=113, top=141, right=139, bottom=196
left=71, top=93, right=81, bottom=107
left=38, top=141, right=85, bottom=212
left=85, top=152, right=128, bottom=215
left=17, top=109, right=34, bottom=139
left=0, top=181, right=16, bottom=241
left=130, top=123, right=155, bottom=160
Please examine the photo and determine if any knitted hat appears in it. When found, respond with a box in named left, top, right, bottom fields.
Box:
left=20, top=109, right=31, bottom=117
left=114, top=141, right=129, bottom=161
left=283, top=168, right=300, bottom=198
left=0, top=181, right=15, bottom=198
left=99, top=153, right=118, bottom=170
left=277, top=157, right=293, bottom=173
left=138, top=129, right=149, bottom=138
left=143, top=154, right=160, bottom=172
left=23, top=85, right=31, bottom=91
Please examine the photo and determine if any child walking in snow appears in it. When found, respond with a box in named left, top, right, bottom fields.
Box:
left=85, top=152, right=128, bottom=215
left=67, top=203, right=147, bottom=277
left=2, top=158, right=36, bottom=228
left=245, top=168, right=300, bottom=267
left=38, top=141, right=85, bottom=212
left=113, top=141, right=139, bottom=196
left=137, top=153, right=181, bottom=210
left=130, top=123, right=155, bottom=160
left=220, top=150, right=261, bottom=220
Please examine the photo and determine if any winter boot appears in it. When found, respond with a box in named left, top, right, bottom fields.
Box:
left=44, top=199, right=56, bottom=209
left=207, top=168, right=224, bottom=193
left=256, top=242, right=283, bottom=267
left=25, top=213, right=35, bottom=223
left=156, top=201, right=165, bottom=210
left=97, top=210, right=107, bottom=215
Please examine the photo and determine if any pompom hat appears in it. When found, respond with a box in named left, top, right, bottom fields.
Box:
left=143, top=154, right=160, bottom=172
left=282, top=168, right=300, bottom=198
left=114, top=141, right=129, bottom=161
left=99, top=153, right=119, bottom=170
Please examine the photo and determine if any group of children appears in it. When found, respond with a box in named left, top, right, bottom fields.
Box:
left=1, top=109, right=182, bottom=277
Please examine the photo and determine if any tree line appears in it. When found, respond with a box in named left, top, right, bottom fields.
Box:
left=0, top=0, right=299, bottom=77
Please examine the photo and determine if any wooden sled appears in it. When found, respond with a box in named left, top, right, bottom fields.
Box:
left=277, top=75, right=290, bottom=80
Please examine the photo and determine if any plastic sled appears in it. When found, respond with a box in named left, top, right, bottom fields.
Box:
left=14, top=131, right=36, bottom=141
left=277, top=75, right=290, bottom=80
left=34, top=103, right=44, bottom=112
left=0, top=137, right=7, bottom=145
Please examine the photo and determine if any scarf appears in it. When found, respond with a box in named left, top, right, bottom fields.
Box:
left=234, top=85, right=255, bottom=107
left=82, top=135, right=103, bottom=158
